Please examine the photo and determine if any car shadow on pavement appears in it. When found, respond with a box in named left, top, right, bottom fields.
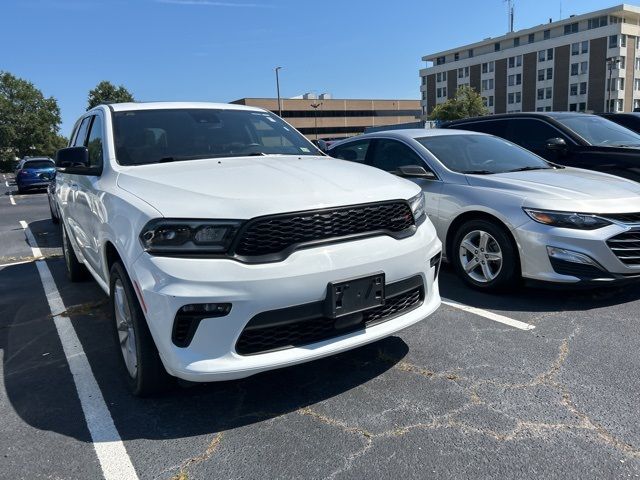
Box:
left=1, top=259, right=408, bottom=442
left=439, top=264, right=640, bottom=313
left=27, top=219, right=62, bottom=250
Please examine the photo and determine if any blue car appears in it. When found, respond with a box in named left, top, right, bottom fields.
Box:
left=15, top=158, right=56, bottom=194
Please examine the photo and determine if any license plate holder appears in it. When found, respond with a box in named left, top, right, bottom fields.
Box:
left=326, top=272, right=385, bottom=319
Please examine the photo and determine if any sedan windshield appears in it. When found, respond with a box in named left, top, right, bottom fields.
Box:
left=112, top=108, right=319, bottom=166
left=415, top=134, right=552, bottom=174
left=554, top=115, right=640, bottom=147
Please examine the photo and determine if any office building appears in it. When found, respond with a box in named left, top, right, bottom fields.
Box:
left=420, top=4, right=640, bottom=117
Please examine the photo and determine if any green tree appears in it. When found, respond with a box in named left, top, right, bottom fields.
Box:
left=0, top=71, right=65, bottom=165
left=429, top=85, right=489, bottom=122
left=87, top=80, right=135, bottom=110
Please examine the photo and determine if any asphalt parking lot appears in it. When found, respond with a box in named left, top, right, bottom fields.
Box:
left=1, top=172, right=640, bottom=480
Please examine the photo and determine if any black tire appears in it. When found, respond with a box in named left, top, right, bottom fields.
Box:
left=110, top=261, right=173, bottom=397
left=451, top=218, right=520, bottom=292
left=49, top=198, right=60, bottom=224
left=17, top=186, right=24, bottom=194
left=61, top=224, right=88, bottom=281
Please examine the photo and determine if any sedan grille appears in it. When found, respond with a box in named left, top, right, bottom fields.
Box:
left=607, top=230, right=640, bottom=266
left=233, top=201, right=415, bottom=259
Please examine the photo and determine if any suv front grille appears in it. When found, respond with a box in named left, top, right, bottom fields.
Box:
left=607, top=230, right=640, bottom=266
left=232, top=201, right=415, bottom=259
left=235, top=275, right=424, bottom=355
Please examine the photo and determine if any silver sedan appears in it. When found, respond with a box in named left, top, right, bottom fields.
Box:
left=328, top=129, right=640, bottom=291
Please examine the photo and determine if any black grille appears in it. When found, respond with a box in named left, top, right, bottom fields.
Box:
left=236, top=279, right=424, bottom=355
left=607, top=230, right=640, bottom=266
left=549, top=258, right=609, bottom=279
left=233, top=201, right=415, bottom=258
left=601, top=213, right=640, bottom=224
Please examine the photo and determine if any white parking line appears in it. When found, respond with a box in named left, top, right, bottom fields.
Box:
left=0, top=259, right=38, bottom=269
left=19, top=221, right=43, bottom=258
left=9, top=192, right=16, bottom=205
left=5, top=180, right=10, bottom=188
left=441, top=298, right=536, bottom=331
left=20, top=221, right=139, bottom=480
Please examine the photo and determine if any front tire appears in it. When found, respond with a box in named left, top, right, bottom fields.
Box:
left=452, top=219, right=520, bottom=291
left=61, top=225, right=88, bottom=281
left=110, top=261, right=173, bottom=396
left=49, top=198, right=60, bottom=224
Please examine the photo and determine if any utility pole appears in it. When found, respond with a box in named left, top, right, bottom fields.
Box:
left=310, top=102, right=322, bottom=140
left=274, top=66, right=283, bottom=117
left=607, top=57, right=620, bottom=112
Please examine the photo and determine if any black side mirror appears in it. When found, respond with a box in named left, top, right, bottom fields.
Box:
left=545, top=137, right=567, bottom=151
left=55, top=147, right=99, bottom=175
left=397, top=165, right=437, bottom=179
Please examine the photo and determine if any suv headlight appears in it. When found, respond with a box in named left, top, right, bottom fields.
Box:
left=523, top=208, right=611, bottom=230
left=409, top=192, right=426, bottom=225
left=140, top=219, right=242, bottom=254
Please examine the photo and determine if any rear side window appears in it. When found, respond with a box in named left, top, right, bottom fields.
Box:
left=23, top=160, right=54, bottom=169
left=452, top=120, right=508, bottom=138
left=73, top=117, right=92, bottom=147
left=86, top=116, right=104, bottom=168
left=329, top=140, right=371, bottom=163
left=369, top=139, right=424, bottom=172
left=507, top=119, right=568, bottom=150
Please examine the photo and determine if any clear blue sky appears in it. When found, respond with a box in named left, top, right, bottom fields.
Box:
left=1, top=0, right=627, bottom=136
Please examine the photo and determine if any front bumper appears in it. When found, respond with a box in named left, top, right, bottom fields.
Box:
left=131, top=225, right=442, bottom=382
left=515, top=220, right=640, bottom=284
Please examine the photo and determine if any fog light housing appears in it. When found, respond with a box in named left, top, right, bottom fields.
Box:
left=172, top=303, right=232, bottom=347
left=546, top=246, right=598, bottom=266
left=430, top=252, right=442, bottom=279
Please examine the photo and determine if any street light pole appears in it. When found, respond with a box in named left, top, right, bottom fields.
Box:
left=606, top=57, right=620, bottom=113
left=310, top=102, right=322, bottom=140
left=274, top=66, right=283, bottom=117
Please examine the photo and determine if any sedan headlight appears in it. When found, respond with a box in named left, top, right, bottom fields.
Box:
left=409, top=192, right=426, bottom=225
left=140, top=219, right=242, bottom=254
left=523, top=208, right=611, bottom=230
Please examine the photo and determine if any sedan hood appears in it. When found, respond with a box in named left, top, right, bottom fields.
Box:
left=466, top=167, right=640, bottom=213
left=116, top=155, right=419, bottom=218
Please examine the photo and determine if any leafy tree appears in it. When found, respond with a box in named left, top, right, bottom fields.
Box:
left=429, top=85, right=489, bottom=122
left=87, top=80, right=134, bottom=110
left=0, top=71, right=65, bottom=164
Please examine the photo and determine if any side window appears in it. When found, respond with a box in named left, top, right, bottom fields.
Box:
left=329, top=140, right=371, bottom=163
left=86, top=116, right=104, bottom=168
left=73, top=117, right=92, bottom=147
left=455, top=120, right=507, bottom=138
left=369, top=139, right=424, bottom=172
left=507, top=119, right=567, bottom=151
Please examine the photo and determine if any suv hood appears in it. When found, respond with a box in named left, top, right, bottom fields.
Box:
left=117, top=155, right=419, bottom=218
left=466, top=167, right=640, bottom=213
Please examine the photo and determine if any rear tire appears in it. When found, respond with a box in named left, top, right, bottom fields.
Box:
left=110, top=261, right=173, bottom=397
left=61, top=224, right=88, bottom=281
left=49, top=198, right=60, bottom=224
left=452, top=218, right=520, bottom=292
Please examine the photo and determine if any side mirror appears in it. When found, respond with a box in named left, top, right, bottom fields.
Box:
left=55, top=147, right=99, bottom=175
left=397, top=165, right=437, bottom=179
left=545, top=137, right=567, bottom=151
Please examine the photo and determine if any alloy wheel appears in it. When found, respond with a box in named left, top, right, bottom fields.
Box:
left=114, top=279, right=138, bottom=378
left=458, top=230, right=503, bottom=283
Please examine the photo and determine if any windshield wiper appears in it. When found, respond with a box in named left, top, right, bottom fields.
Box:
left=463, top=170, right=494, bottom=175
left=505, top=166, right=551, bottom=172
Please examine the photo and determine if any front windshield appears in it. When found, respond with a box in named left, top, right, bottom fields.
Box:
left=555, top=115, right=640, bottom=147
left=415, top=134, right=552, bottom=174
left=112, top=108, right=319, bottom=165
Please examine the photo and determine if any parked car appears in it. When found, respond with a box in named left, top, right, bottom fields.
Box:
left=54, top=102, right=442, bottom=396
left=328, top=129, right=640, bottom=290
left=15, top=157, right=55, bottom=193
left=47, top=171, right=60, bottom=224
left=442, top=113, right=640, bottom=183
left=318, top=137, right=350, bottom=151
left=598, top=112, right=640, bottom=135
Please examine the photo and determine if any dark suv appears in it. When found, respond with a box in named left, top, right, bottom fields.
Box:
left=598, top=112, right=640, bottom=135
left=442, top=113, right=640, bottom=183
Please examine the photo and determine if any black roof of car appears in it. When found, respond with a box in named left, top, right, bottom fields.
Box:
left=443, top=112, right=591, bottom=127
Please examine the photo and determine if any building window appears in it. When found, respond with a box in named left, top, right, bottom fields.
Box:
left=609, top=99, right=623, bottom=112
left=443, top=71, right=447, bottom=81
left=564, top=22, right=578, bottom=35
left=610, top=35, right=618, bottom=48
left=580, top=61, right=588, bottom=74
left=607, top=78, right=625, bottom=91
left=482, top=97, right=488, bottom=107
left=514, top=37, right=520, bottom=47
left=488, top=96, right=494, bottom=107
left=546, top=87, right=552, bottom=99
left=508, top=56, right=521, bottom=68
left=436, top=72, right=441, bottom=82
left=544, top=29, right=550, bottom=39
left=436, top=88, right=441, bottom=98
left=508, top=75, right=515, bottom=86
left=621, top=34, right=627, bottom=47
left=468, top=48, right=474, bottom=58
left=436, top=56, right=445, bottom=65
left=537, top=88, right=544, bottom=100
left=569, top=103, right=577, bottom=111
left=570, top=83, right=578, bottom=96
left=571, top=43, right=580, bottom=56
left=547, top=68, right=553, bottom=80
left=582, top=41, right=589, bottom=54
left=545, top=106, right=552, bottom=112
left=538, top=69, right=545, bottom=81
left=547, top=48, right=554, bottom=61
left=580, top=82, right=587, bottom=95
left=635, top=78, right=640, bottom=91
left=588, top=16, right=607, bottom=29
left=579, top=102, right=586, bottom=111
left=619, top=56, right=626, bottom=69
left=495, top=42, right=501, bottom=52
left=443, top=87, right=447, bottom=97
left=515, top=91, right=521, bottom=103
left=465, top=66, right=469, bottom=77
left=458, top=68, right=464, bottom=79
left=635, top=99, right=640, bottom=110
left=636, top=58, right=640, bottom=70
left=528, top=33, right=535, bottom=43
left=481, top=61, right=494, bottom=74
left=508, top=92, right=515, bottom=104
left=571, top=63, right=579, bottom=75
left=538, top=50, right=546, bottom=62
left=454, top=52, right=460, bottom=61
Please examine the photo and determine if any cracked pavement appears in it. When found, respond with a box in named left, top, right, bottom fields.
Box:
left=1, top=186, right=640, bottom=479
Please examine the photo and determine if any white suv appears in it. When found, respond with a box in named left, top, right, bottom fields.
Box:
left=55, top=102, right=442, bottom=396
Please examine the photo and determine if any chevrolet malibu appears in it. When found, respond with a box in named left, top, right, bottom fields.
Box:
left=54, top=102, right=442, bottom=396
left=329, top=129, right=640, bottom=291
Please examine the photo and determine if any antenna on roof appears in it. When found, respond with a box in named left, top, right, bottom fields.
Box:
left=504, top=0, right=515, bottom=33
left=559, top=0, right=562, bottom=20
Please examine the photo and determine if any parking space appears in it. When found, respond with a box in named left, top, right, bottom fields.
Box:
left=2, top=179, right=640, bottom=479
